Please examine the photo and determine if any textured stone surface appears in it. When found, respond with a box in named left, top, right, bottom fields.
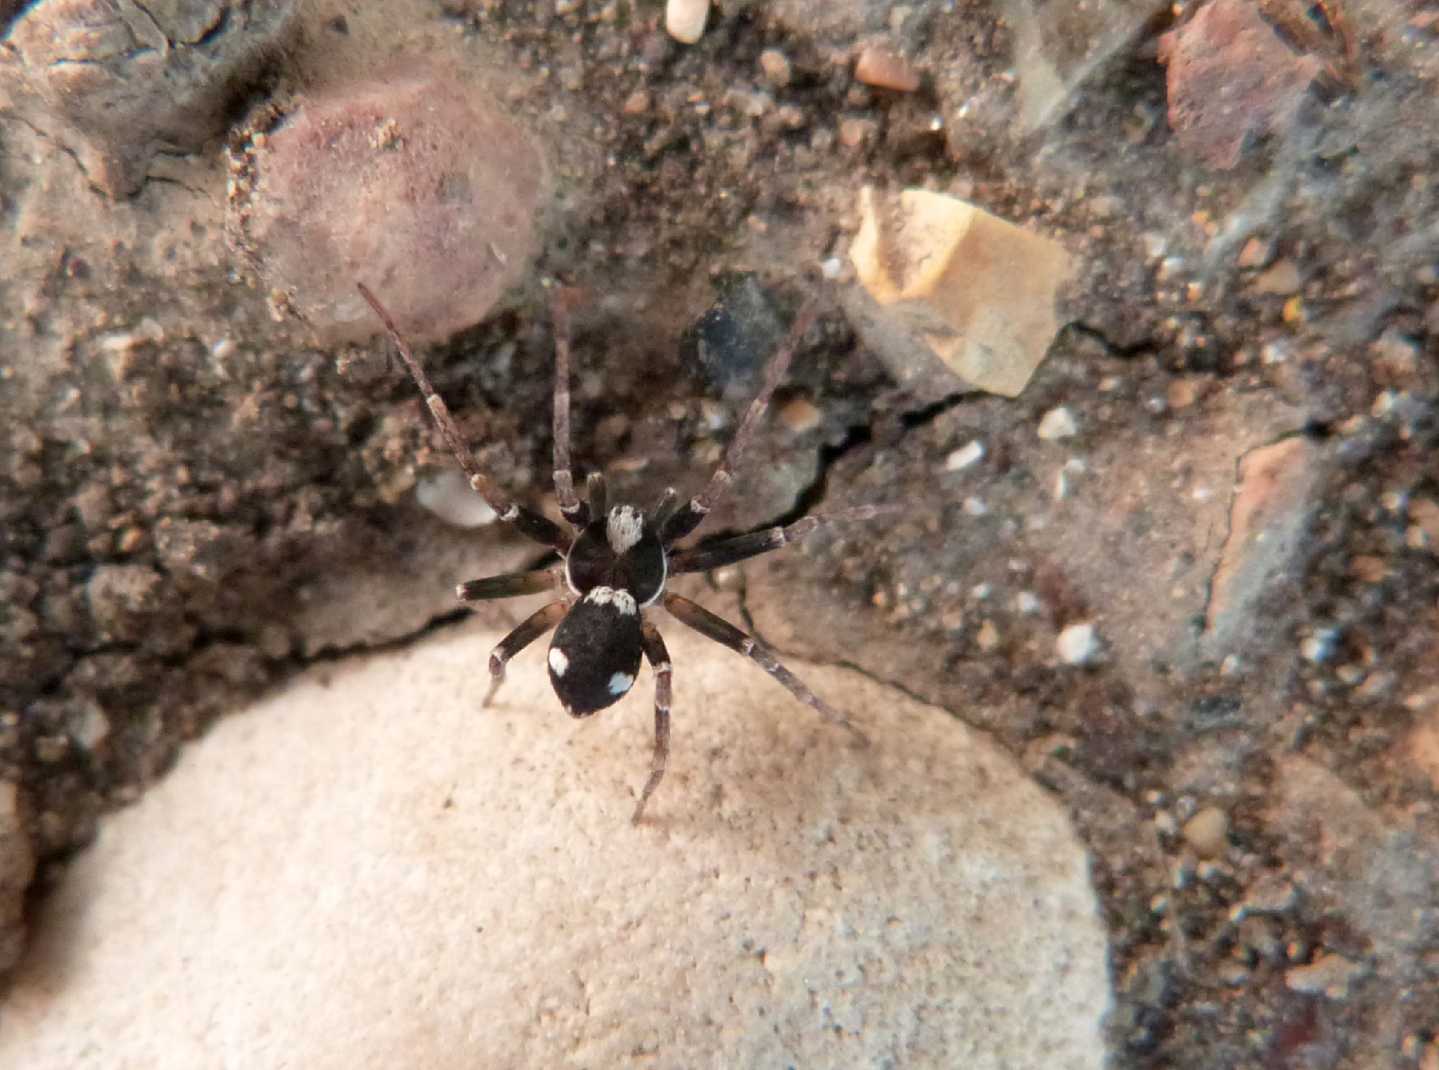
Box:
left=2, top=615, right=1110, bottom=1068
left=228, top=72, right=547, bottom=343
left=0, top=0, right=296, bottom=196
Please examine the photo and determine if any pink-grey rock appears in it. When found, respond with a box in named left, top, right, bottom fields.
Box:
left=0, top=0, right=296, bottom=197
left=1, top=616, right=1110, bottom=1068
left=1157, top=0, right=1323, bottom=170
left=228, top=73, right=547, bottom=344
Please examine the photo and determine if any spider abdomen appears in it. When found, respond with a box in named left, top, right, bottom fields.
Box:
left=547, top=586, right=644, bottom=716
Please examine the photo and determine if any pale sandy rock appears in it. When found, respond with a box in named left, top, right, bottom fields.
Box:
left=665, top=0, right=710, bottom=44
left=849, top=186, right=1075, bottom=398
left=2, top=618, right=1110, bottom=1069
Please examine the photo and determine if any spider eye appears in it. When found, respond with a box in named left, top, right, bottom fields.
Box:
left=547, top=587, right=643, bottom=716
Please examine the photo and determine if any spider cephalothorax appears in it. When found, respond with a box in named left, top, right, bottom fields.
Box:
left=358, top=281, right=885, bottom=823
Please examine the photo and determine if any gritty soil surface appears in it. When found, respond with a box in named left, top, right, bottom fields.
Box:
left=3, top=1, right=1438, bottom=1066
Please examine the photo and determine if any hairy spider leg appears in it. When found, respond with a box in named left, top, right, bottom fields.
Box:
left=482, top=601, right=569, bottom=708
left=660, top=300, right=821, bottom=546
left=662, top=592, right=870, bottom=746
left=549, top=288, right=588, bottom=528
left=357, top=282, right=570, bottom=553
left=456, top=567, right=563, bottom=603
left=632, top=622, right=672, bottom=825
left=668, top=504, right=898, bottom=575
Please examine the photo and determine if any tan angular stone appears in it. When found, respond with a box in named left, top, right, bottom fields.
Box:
left=849, top=186, right=1075, bottom=397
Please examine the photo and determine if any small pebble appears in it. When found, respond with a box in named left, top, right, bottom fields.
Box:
left=1181, top=806, right=1229, bottom=858
left=854, top=44, right=921, bottom=92
left=416, top=470, right=498, bottom=528
left=1253, top=259, right=1301, bottom=295
left=944, top=440, right=985, bottom=471
left=665, top=0, right=709, bottom=44
left=777, top=397, right=821, bottom=434
left=976, top=620, right=1001, bottom=652
left=1037, top=406, right=1078, bottom=440
left=758, top=48, right=792, bottom=87
left=1056, top=622, right=1102, bottom=666
left=1285, top=953, right=1366, bottom=999
left=622, top=89, right=651, bottom=115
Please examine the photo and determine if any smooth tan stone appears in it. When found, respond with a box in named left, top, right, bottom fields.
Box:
left=849, top=186, right=1075, bottom=398
left=2, top=615, right=1109, bottom=1069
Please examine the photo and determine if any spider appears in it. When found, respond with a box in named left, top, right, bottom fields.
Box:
left=357, top=281, right=885, bottom=823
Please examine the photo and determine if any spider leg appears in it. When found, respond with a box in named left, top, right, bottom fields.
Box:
left=549, top=287, right=588, bottom=528
left=586, top=471, right=608, bottom=519
left=457, top=567, right=563, bottom=603
left=359, top=283, right=572, bottom=553
left=661, top=592, right=869, bottom=745
left=661, top=299, right=820, bottom=545
left=632, top=620, right=672, bottom=825
left=482, top=601, right=568, bottom=708
left=669, top=504, right=897, bottom=575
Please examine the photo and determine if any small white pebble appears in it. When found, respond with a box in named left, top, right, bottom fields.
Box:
left=1037, top=407, right=1078, bottom=440
left=820, top=256, right=844, bottom=280
left=665, top=0, right=709, bottom=44
left=416, top=470, right=498, bottom=528
left=758, top=47, right=792, bottom=87
left=962, top=496, right=988, bottom=516
left=1300, top=628, right=1338, bottom=664
left=1056, top=622, right=1102, bottom=666
left=944, top=440, right=985, bottom=471
left=1016, top=591, right=1043, bottom=615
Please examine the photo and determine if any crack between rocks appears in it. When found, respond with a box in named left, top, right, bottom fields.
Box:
left=0, top=113, right=103, bottom=195
left=1068, top=321, right=1159, bottom=359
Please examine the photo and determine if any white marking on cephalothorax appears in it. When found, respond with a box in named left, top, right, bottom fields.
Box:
left=607, top=505, right=644, bottom=554
left=608, top=671, right=635, bottom=695
left=548, top=648, right=569, bottom=677
left=586, top=585, right=637, bottom=616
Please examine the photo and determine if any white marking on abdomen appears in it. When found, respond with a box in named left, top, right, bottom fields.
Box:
left=548, top=649, right=569, bottom=676
left=608, top=671, right=634, bottom=695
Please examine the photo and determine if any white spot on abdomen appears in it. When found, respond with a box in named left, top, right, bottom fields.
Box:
left=548, top=649, right=569, bottom=676
left=608, top=672, right=634, bottom=696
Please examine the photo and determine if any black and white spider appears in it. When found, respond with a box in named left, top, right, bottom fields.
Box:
left=358, top=282, right=884, bottom=823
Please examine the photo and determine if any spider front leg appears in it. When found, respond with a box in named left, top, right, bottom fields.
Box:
left=456, top=566, right=563, bottom=603
left=482, top=601, right=568, bottom=707
left=549, top=287, right=588, bottom=529
left=358, top=283, right=571, bottom=553
left=668, top=505, right=896, bottom=575
left=662, top=592, right=869, bottom=746
left=632, top=621, right=672, bottom=825
left=661, top=299, right=820, bottom=545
